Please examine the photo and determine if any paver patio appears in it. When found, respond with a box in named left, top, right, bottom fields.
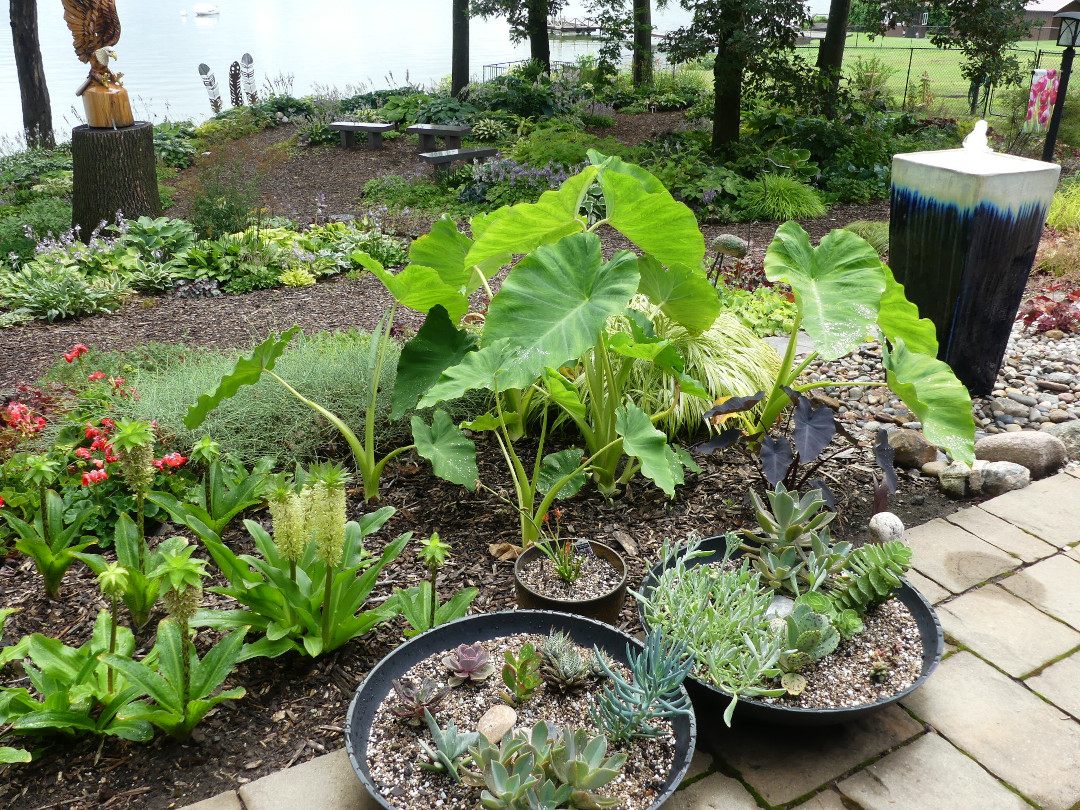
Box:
left=178, top=471, right=1080, bottom=810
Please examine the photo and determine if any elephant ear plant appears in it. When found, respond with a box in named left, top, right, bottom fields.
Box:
left=363, top=153, right=723, bottom=543
left=699, top=222, right=975, bottom=468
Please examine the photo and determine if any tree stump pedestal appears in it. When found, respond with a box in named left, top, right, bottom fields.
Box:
left=71, top=121, right=161, bottom=241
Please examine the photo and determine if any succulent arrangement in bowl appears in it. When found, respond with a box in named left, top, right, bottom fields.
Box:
left=346, top=611, right=698, bottom=810
left=636, top=484, right=942, bottom=726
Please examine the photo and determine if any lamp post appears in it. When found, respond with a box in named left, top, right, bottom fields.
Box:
left=1042, top=12, right=1080, bottom=162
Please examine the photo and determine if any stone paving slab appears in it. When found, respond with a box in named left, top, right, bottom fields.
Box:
left=904, top=518, right=1020, bottom=593
left=1000, top=554, right=1080, bottom=631
left=980, top=473, right=1080, bottom=547
left=902, top=651, right=1080, bottom=810
left=1026, top=652, right=1080, bottom=719
left=709, top=705, right=922, bottom=806
left=903, top=570, right=949, bottom=604
left=661, top=771, right=759, bottom=810
left=836, top=732, right=1030, bottom=810
left=945, top=506, right=1056, bottom=562
left=936, top=583, right=1080, bottom=677
left=179, top=792, right=244, bottom=810
left=239, top=748, right=375, bottom=810
left=791, top=790, right=847, bottom=809
left=1067, top=544, right=1080, bottom=563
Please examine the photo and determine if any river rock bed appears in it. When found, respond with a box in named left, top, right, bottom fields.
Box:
left=803, top=322, right=1080, bottom=442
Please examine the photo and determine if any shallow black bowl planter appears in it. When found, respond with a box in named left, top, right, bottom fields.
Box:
left=345, top=610, right=696, bottom=810
left=638, top=535, right=944, bottom=726
left=514, top=541, right=628, bottom=624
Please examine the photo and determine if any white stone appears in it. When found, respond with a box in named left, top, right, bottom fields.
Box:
left=868, top=512, right=905, bottom=544
left=477, top=704, right=517, bottom=742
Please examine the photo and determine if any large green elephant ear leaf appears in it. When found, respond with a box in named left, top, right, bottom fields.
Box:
left=411, top=411, right=478, bottom=490
left=483, top=231, right=641, bottom=384
left=355, top=251, right=470, bottom=320
left=419, top=339, right=520, bottom=408
left=536, top=448, right=587, bottom=499
left=636, top=254, right=718, bottom=332
left=764, top=222, right=886, bottom=361
left=590, top=151, right=705, bottom=270
left=878, top=262, right=939, bottom=357
left=464, top=166, right=598, bottom=267
left=883, top=337, right=975, bottom=465
left=392, top=305, right=480, bottom=419
left=615, top=404, right=681, bottom=496
left=409, top=214, right=504, bottom=295
left=185, top=328, right=299, bottom=429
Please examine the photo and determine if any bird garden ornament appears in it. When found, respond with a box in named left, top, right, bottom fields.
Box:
left=62, top=0, right=134, bottom=128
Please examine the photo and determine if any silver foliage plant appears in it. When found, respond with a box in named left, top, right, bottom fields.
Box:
left=634, top=533, right=785, bottom=726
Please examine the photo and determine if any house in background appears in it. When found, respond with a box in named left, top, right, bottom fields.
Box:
left=1025, top=0, right=1080, bottom=41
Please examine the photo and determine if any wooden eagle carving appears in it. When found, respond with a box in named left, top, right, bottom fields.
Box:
left=62, top=0, right=124, bottom=96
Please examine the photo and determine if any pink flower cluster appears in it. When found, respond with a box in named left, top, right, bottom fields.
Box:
left=1027, top=69, right=1060, bottom=129
left=63, top=343, right=89, bottom=363
left=3, top=401, right=46, bottom=435
left=154, top=453, right=187, bottom=472
left=77, top=420, right=119, bottom=487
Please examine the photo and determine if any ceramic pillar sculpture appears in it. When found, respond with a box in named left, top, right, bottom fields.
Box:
left=890, top=131, right=1060, bottom=395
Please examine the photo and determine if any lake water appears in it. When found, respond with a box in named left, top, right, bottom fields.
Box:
left=0, top=0, right=827, bottom=145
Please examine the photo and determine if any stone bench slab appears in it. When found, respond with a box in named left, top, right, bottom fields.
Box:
left=329, top=121, right=394, bottom=150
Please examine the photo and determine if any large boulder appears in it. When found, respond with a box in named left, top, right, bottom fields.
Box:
left=972, top=461, right=1030, bottom=496
left=888, top=429, right=938, bottom=469
left=975, top=432, right=1067, bottom=479
left=1041, top=421, right=1080, bottom=461
left=940, top=460, right=971, bottom=498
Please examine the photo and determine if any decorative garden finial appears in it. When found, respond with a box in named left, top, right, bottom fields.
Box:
left=62, top=0, right=123, bottom=94
left=62, top=0, right=133, bottom=128
left=962, top=120, right=992, bottom=153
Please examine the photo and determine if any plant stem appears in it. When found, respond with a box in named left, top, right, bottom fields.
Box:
left=107, top=597, right=118, bottom=693
left=179, top=616, right=190, bottom=716
left=136, top=492, right=146, bottom=569
left=428, top=562, right=438, bottom=630
left=322, top=564, right=333, bottom=648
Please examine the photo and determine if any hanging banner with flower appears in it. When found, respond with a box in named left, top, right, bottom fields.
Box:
left=1024, top=68, right=1060, bottom=133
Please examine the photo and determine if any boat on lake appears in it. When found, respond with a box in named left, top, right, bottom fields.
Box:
left=193, top=4, right=220, bottom=16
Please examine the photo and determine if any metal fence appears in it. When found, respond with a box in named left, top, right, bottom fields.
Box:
left=791, top=43, right=1061, bottom=123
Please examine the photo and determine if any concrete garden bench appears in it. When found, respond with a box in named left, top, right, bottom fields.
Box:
left=419, top=146, right=497, bottom=177
left=329, top=121, right=395, bottom=150
left=406, top=123, right=471, bottom=151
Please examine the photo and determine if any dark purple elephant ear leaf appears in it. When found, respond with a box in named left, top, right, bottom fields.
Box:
left=806, top=478, right=837, bottom=511
left=702, top=392, right=765, bottom=424
left=874, top=429, right=898, bottom=494
left=759, top=435, right=794, bottom=488
left=693, top=428, right=743, bottom=455
left=793, top=397, right=836, bottom=463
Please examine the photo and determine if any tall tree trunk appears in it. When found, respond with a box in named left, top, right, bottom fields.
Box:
left=711, top=46, right=742, bottom=150
left=9, top=0, right=53, bottom=148
left=71, top=123, right=161, bottom=242
left=526, top=0, right=551, bottom=71
left=816, top=0, right=852, bottom=92
left=452, top=0, right=470, bottom=96
left=632, top=0, right=653, bottom=87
